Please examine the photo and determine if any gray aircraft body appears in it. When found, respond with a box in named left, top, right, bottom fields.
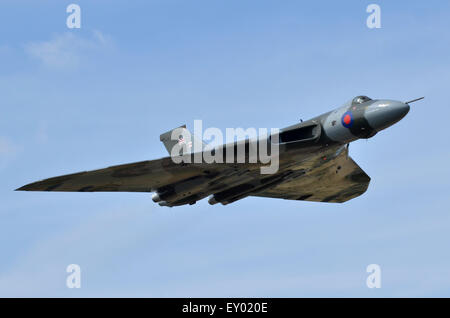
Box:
left=18, top=96, right=420, bottom=207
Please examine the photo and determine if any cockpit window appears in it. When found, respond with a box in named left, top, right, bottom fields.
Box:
left=352, top=96, right=372, bottom=104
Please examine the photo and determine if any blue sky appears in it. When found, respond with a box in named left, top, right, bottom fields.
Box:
left=1, top=0, right=450, bottom=297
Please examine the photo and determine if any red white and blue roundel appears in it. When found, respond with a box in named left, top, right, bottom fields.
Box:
left=341, top=111, right=354, bottom=128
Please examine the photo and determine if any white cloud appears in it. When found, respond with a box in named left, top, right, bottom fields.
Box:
left=0, top=136, right=20, bottom=171
left=0, top=136, right=18, bottom=157
left=25, top=31, right=112, bottom=69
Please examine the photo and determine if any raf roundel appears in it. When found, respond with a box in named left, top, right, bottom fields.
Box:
left=341, top=111, right=354, bottom=128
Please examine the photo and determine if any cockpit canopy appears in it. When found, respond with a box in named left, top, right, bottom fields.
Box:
left=352, top=96, right=372, bottom=104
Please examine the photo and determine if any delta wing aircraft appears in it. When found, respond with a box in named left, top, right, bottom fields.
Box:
left=17, top=96, right=422, bottom=207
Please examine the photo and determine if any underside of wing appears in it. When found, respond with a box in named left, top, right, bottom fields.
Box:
left=252, top=149, right=371, bottom=203
left=16, top=155, right=261, bottom=194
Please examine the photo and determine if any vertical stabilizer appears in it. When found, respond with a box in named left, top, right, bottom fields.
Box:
left=159, top=125, right=206, bottom=155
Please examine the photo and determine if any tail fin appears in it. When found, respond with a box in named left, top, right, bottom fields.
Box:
left=159, top=125, right=206, bottom=155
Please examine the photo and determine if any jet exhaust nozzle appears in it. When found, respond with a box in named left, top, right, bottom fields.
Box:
left=208, top=195, right=219, bottom=205
left=158, top=201, right=172, bottom=207
left=152, top=193, right=162, bottom=203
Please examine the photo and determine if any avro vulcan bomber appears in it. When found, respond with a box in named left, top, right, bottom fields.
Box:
left=17, top=96, right=422, bottom=207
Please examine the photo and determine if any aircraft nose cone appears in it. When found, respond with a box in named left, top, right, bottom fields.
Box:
left=365, top=100, right=410, bottom=132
